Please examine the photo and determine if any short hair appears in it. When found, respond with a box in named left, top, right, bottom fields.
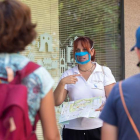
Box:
left=73, top=36, right=96, bottom=61
left=0, top=0, right=37, bottom=53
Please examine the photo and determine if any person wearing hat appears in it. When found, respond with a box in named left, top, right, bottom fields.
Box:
left=99, top=26, right=140, bottom=140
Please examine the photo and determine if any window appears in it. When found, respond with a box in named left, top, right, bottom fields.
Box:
left=59, top=0, right=122, bottom=81
left=21, top=0, right=123, bottom=139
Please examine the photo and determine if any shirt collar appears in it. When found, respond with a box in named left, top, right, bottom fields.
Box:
left=93, top=62, right=102, bottom=73
left=73, top=62, right=102, bottom=74
left=73, top=65, right=80, bottom=74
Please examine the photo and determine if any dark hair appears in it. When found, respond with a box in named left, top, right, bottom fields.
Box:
left=73, top=36, right=96, bottom=61
left=0, top=0, right=37, bottom=53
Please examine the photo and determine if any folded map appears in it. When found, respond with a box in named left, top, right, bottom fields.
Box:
left=59, top=97, right=102, bottom=124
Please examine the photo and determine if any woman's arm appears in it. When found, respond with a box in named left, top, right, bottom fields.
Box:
left=54, top=74, right=81, bottom=106
left=96, top=83, right=115, bottom=111
left=101, top=122, right=118, bottom=140
left=54, top=80, right=67, bottom=106
left=39, top=88, right=60, bottom=140
left=105, top=83, right=115, bottom=98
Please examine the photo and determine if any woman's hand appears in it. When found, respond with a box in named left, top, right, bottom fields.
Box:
left=95, top=103, right=105, bottom=111
left=54, top=74, right=81, bottom=106
left=96, top=83, right=115, bottom=111
left=61, top=74, right=81, bottom=85
left=105, top=83, right=115, bottom=98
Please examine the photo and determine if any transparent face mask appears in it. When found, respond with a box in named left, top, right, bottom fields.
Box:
left=75, top=45, right=94, bottom=65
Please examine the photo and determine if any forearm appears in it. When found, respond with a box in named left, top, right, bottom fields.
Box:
left=40, top=89, right=61, bottom=140
left=54, top=81, right=67, bottom=106
left=44, top=131, right=60, bottom=140
left=105, top=83, right=115, bottom=98
left=101, top=122, right=118, bottom=140
left=54, top=74, right=80, bottom=105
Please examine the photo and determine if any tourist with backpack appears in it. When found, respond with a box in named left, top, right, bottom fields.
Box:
left=100, top=26, right=140, bottom=140
left=0, top=0, right=60, bottom=140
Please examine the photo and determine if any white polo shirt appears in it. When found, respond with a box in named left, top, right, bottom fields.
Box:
left=60, top=62, right=116, bottom=130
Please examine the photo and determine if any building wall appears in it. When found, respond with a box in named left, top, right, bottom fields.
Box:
left=124, top=0, right=140, bottom=78
left=17, top=0, right=140, bottom=139
left=21, top=0, right=60, bottom=139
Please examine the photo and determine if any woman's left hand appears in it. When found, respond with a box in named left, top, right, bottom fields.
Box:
left=96, top=83, right=115, bottom=111
left=96, top=84, right=115, bottom=111
left=95, top=103, right=105, bottom=111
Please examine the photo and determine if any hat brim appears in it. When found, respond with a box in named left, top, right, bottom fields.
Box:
left=130, top=45, right=136, bottom=51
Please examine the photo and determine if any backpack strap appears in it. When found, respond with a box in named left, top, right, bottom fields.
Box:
left=21, top=62, right=40, bottom=131
left=33, top=112, right=39, bottom=131
left=101, top=66, right=106, bottom=80
left=119, top=81, right=140, bottom=140
left=17, top=61, right=40, bottom=80
left=101, top=66, right=105, bottom=75
left=6, top=67, right=14, bottom=82
left=0, top=61, right=40, bottom=83
left=11, top=61, right=40, bottom=84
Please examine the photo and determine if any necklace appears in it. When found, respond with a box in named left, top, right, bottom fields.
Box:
left=78, top=63, right=94, bottom=72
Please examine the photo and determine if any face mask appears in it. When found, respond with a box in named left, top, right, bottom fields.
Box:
left=75, top=51, right=91, bottom=65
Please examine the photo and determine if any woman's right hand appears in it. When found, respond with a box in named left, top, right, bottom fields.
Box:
left=54, top=74, right=81, bottom=106
left=61, top=74, right=81, bottom=85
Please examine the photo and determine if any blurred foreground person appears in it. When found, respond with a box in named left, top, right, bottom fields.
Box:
left=100, top=26, right=140, bottom=140
left=0, top=0, right=60, bottom=140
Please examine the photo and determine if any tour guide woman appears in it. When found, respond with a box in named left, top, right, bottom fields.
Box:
left=54, top=37, right=116, bottom=140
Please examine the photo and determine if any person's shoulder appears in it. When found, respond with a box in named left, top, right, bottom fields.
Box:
left=102, top=65, right=112, bottom=72
left=111, top=74, right=140, bottom=96
left=12, top=55, right=48, bottom=75
left=125, top=73, right=140, bottom=80
left=112, top=82, right=119, bottom=91
left=10, top=54, right=30, bottom=69
left=122, top=73, right=140, bottom=86
left=11, top=53, right=29, bottom=60
left=33, top=65, right=51, bottom=77
left=95, top=62, right=111, bottom=72
left=110, top=74, right=140, bottom=96
left=32, top=66, right=54, bottom=88
left=95, top=62, right=114, bottom=77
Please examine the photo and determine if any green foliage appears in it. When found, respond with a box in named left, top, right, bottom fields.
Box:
left=59, top=0, right=120, bottom=46
left=59, top=0, right=121, bottom=67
